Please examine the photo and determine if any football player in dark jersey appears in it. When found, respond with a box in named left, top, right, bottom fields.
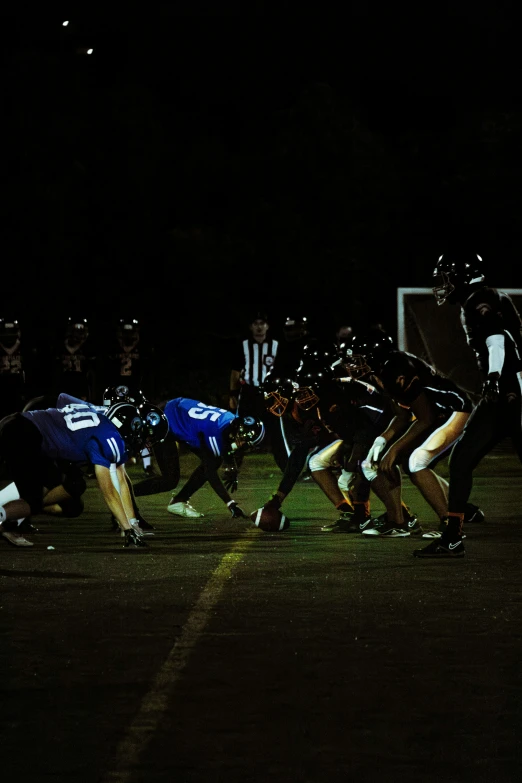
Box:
left=413, top=251, right=522, bottom=558
left=341, top=330, right=483, bottom=540
left=257, top=354, right=421, bottom=534
left=0, top=317, right=26, bottom=420
left=257, top=367, right=357, bottom=527
left=131, top=397, right=265, bottom=521
left=0, top=393, right=163, bottom=548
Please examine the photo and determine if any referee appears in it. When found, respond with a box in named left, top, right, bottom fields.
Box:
left=228, top=311, right=287, bottom=472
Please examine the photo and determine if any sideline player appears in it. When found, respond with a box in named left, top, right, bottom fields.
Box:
left=414, top=251, right=522, bottom=558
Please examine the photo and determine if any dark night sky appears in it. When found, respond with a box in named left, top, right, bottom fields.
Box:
left=3, top=7, right=522, bottom=342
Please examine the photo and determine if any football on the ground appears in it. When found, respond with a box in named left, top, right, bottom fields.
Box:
left=250, top=506, right=290, bottom=532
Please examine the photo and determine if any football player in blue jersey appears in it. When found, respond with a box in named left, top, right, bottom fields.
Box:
left=131, top=397, right=265, bottom=520
left=0, top=392, right=164, bottom=548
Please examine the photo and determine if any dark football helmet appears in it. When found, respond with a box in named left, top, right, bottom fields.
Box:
left=102, top=384, right=147, bottom=408
left=294, top=359, right=335, bottom=411
left=432, top=252, right=485, bottom=305
left=117, top=317, right=140, bottom=347
left=262, top=372, right=299, bottom=417
left=0, top=318, right=21, bottom=348
left=138, top=402, right=169, bottom=446
left=66, top=317, right=89, bottom=345
left=106, top=401, right=145, bottom=453
left=283, top=315, right=308, bottom=342
left=227, top=415, right=266, bottom=452
left=340, top=332, right=395, bottom=379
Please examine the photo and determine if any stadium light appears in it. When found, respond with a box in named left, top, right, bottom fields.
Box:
left=62, top=21, right=69, bottom=26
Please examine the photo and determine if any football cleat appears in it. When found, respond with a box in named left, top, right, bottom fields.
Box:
left=123, top=529, right=148, bottom=548
left=413, top=535, right=465, bottom=558
left=464, top=503, right=485, bottom=524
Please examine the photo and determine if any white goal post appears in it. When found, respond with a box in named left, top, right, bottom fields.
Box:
left=397, top=287, right=522, bottom=398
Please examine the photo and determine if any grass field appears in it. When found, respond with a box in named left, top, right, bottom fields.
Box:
left=1, top=444, right=521, bottom=783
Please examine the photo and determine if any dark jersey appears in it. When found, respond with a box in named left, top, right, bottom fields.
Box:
left=378, top=351, right=473, bottom=414
left=461, top=287, right=522, bottom=385
left=271, top=336, right=311, bottom=380
left=20, top=392, right=128, bottom=467
left=164, top=398, right=234, bottom=456
left=322, top=377, right=394, bottom=431
left=0, top=342, right=23, bottom=376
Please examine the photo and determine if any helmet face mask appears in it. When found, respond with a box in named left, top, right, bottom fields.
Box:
left=341, top=350, right=372, bottom=380
left=294, top=385, right=320, bottom=411
left=340, top=333, right=394, bottom=380
left=138, top=402, right=169, bottom=447
left=106, top=402, right=145, bottom=454
left=294, top=357, right=334, bottom=410
left=227, top=416, right=265, bottom=452
left=262, top=376, right=298, bottom=417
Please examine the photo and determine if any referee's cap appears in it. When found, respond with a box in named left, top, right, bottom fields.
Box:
left=250, top=310, right=269, bottom=324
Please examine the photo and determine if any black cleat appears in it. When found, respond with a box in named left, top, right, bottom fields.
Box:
left=413, top=535, right=465, bottom=558
left=464, top=503, right=485, bottom=524
left=322, top=511, right=370, bottom=533
left=123, top=529, right=148, bottom=548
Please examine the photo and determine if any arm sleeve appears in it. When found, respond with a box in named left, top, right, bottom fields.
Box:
left=277, top=440, right=311, bottom=497
left=485, top=333, right=505, bottom=375
left=198, top=436, right=232, bottom=504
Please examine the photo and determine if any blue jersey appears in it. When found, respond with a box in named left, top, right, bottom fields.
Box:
left=164, top=398, right=235, bottom=456
left=20, top=392, right=129, bottom=468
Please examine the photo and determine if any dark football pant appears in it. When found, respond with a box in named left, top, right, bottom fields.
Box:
left=132, top=435, right=223, bottom=502
left=132, top=434, right=180, bottom=497
left=0, top=413, right=49, bottom=514
left=448, top=393, right=522, bottom=513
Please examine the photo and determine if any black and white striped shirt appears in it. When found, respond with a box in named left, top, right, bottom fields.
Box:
left=234, top=338, right=279, bottom=387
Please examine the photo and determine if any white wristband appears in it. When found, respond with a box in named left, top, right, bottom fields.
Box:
left=227, top=500, right=236, bottom=507
left=485, top=334, right=505, bottom=375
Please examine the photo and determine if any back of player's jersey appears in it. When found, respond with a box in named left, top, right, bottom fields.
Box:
left=21, top=394, right=127, bottom=466
left=164, top=398, right=235, bottom=454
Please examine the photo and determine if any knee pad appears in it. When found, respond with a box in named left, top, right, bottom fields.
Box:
left=361, top=459, right=378, bottom=482
left=308, top=450, right=331, bottom=472
left=0, top=481, right=20, bottom=505
left=408, top=449, right=433, bottom=473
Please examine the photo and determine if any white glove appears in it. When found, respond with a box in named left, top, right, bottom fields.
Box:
left=366, top=436, right=387, bottom=467
left=337, top=469, right=354, bottom=492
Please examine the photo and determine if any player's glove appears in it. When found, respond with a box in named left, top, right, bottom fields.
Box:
left=482, top=372, right=500, bottom=402
left=366, top=436, right=387, bottom=467
left=263, top=494, right=282, bottom=511
left=227, top=500, right=247, bottom=519
left=222, top=468, right=239, bottom=493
